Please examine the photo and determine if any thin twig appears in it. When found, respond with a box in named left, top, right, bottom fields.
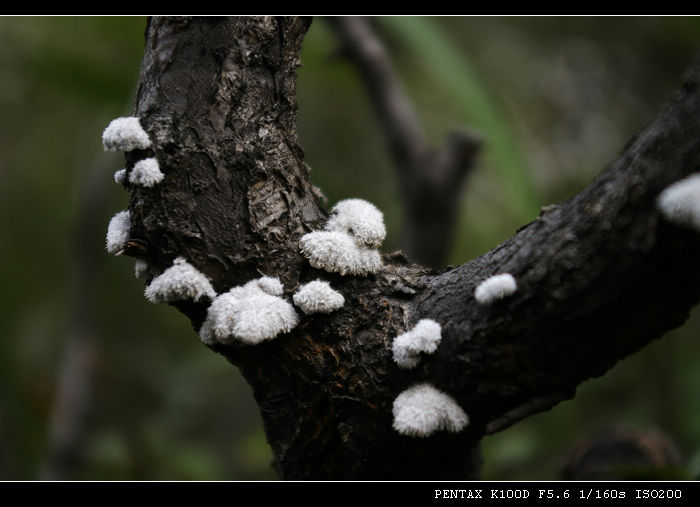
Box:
left=327, top=17, right=481, bottom=268
left=485, top=393, right=572, bottom=435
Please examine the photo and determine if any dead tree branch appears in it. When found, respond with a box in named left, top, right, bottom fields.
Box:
left=111, top=17, right=700, bottom=479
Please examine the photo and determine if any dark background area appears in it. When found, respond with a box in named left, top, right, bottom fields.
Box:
left=1, top=16, right=700, bottom=480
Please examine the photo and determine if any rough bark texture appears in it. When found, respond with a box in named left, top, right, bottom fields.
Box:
left=117, top=16, right=700, bottom=479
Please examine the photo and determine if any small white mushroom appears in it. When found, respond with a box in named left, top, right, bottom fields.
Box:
left=114, top=168, right=127, bottom=184
left=293, top=280, right=345, bottom=314
left=392, top=383, right=469, bottom=437
left=300, top=230, right=381, bottom=276
left=199, top=277, right=298, bottom=346
left=134, top=259, right=151, bottom=280
left=392, top=319, right=442, bottom=369
left=325, top=198, right=386, bottom=248
left=474, top=273, right=517, bottom=304
left=144, top=257, right=216, bottom=303
left=129, top=157, right=164, bottom=187
left=106, top=210, right=130, bottom=255
left=253, top=276, right=285, bottom=297
left=102, top=116, right=152, bottom=152
left=657, top=173, right=700, bottom=231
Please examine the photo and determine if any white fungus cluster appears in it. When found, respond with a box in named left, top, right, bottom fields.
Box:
left=144, top=257, right=216, bottom=304
left=392, top=319, right=442, bottom=369
left=102, top=116, right=152, bottom=152
left=392, top=383, right=469, bottom=437
left=656, top=173, right=700, bottom=231
left=253, top=276, right=285, bottom=297
left=300, top=231, right=381, bottom=275
left=200, top=277, right=298, bottom=346
left=325, top=198, right=386, bottom=248
left=474, top=273, right=517, bottom=304
left=114, top=168, right=127, bottom=184
left=106, top=210, right=130, bottom=255
left=129, top=157, right=164, bottom=187
left=300, top=199, right=385, bottom=276
left=293, top=280, right=345, bottom=314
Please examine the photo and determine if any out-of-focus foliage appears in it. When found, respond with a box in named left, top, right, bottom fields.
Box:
left=2, top=16, right=700, bottom=480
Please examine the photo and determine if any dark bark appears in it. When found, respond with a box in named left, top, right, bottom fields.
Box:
left=118, top=16, right=700, bottom=479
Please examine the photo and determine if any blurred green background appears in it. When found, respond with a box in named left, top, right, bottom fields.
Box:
left=2, top=16, right=700, bottom=480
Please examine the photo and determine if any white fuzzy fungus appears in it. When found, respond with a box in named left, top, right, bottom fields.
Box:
left=102, top=116, right=152, bottom=152
left=392, top=319, right=442, bottom=369
left=106, top=210, right=130, bottom=255
left=199, top=277, right=298, bottom=345
left=657, top=173, right=700, bottom=230
left=475, top=273, right=517, bottom=304
left=114, top=168, right=126, bottom=184
left=299, top=198, right=386, bottom=276
left=300, top=230, right=381, bottom=276
left=293, top=280, right=345, bottom=314
left=392, top=383, right=469, bottom=437
left=134, top=259, right=151, bottom=280
left=253, top=276, right=285, bottom=297
left=129, top=157, right=164, bottom=187
left=325, top=198, right=386, bottom=248
left=144, top=257, right=216, bottom=304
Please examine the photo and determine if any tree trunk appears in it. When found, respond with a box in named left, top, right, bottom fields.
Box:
left=117, top=16, right=700, bottom=479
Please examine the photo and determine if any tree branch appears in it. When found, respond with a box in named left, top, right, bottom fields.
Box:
left=413, top=57, right=700, bottom=438
left=327, top=17, right=481, bottom=268
left=118, top=17, right=700, bottom=479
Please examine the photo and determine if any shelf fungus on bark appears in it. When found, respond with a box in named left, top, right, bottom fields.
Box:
left=300, top=198, right=385, bottom=276
left=106, top=210, right=131, bottom=255
left=129, top=157, right=164, bottom=187
left=325, top=198, right=386, bottom=248
left=474, top=273, right=517, bottom=304
left=199, top=277, right=298, bottom=346
left=392, top=383, right=469, bottom=437
left=114, top=168, right=126, bottom=185
left=253, top=276, right=285, bottom=297
left=102, top=116, right=152, bottom=152
left=144, top=257, right=216, bottom=303
left=392, top=319, right=442, bottom=369
left=300, top=231, right=382, bottom=275
left=293, top=280, right=345, bottom=314
left=657, top=173, right=700, bottom=231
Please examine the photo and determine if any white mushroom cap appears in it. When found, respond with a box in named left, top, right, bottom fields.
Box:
left=106, top=210, right=130, bottom=254
left=102, top=116, right=152, bottom=152
left=474, top=273, right=517, bottom=305
left=657, top=173, right=700, bottom=231
left=129, top=157, right=164, bottom=187
left=114, top=168, right=127, bottom=184
left=251, top=276, right=285, bottom=297
left=392, top=319, right=442, bottom=369
left=300, top=230, right=381, bottom=276
left=144, top=257, right=216, bottom=303
left=392, top=383, right=469, bottom=437
left=199, top=278, right=298, bottom=346
left=293, top=280, right=345, bottom=314
left=325, top=198, right=386, bottom=248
